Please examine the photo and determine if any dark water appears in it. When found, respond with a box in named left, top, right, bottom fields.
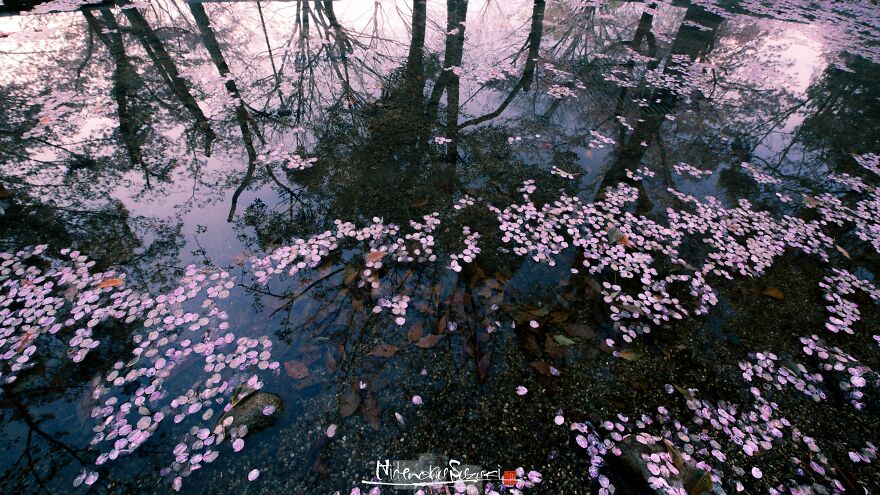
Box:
left=1, top=0, right=879, bottom=494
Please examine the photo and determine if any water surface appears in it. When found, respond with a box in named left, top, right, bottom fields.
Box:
left=1, top=0, right=879, bottom=493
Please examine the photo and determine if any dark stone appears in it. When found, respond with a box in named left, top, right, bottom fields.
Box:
left=218, top=391, right=282, bottom=434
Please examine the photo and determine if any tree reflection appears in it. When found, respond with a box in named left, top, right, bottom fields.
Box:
left=1, top=1, right=880, bottom=493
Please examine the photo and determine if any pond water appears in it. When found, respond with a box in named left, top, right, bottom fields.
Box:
left=1, top=0, right=879, bottom=493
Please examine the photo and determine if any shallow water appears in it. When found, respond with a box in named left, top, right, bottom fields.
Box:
left=1, top=0, right=879, bottom=494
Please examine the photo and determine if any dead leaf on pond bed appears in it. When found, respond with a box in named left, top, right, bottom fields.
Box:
left=673, top=384, right=695, bottom=401
left=97, top=278, right=124, bottom=289
left=477, top=353, right=491, bottom=381
left=284, top=360, right=310, bottom=379
left=529, top=361, right=554, bottom=377
left=682, top=467, right=713, bottom=495
left=363, top=392, right=382, bottom=431
left=663, top=440, right=685, bottom=470
left=606, top=225, right=635, bottom=248
left=761, top=287, right=784, bottom=300
left=64, top=286, right=78, bottom=302
left=411, top=197, right=429, bottom=207
left=543, top=335, right=566, bottom=358
left=369, top=343, right=399, bottom=358
left=436, top=314, right=447, bottom=334
left=667, top=439, right=713, bottom=494
left=617, top=350, right=641, bottom=362
left=551, top=309, right=570, bottom=323
left=619, top=304, right=642, bottom=315
left=365, top=251, right=385, bottom=263
left=834, top=465, right=862, bottom=493
left=565, top=323, right=596, bottom=338
left=295, top=374, right=323, bottom=392
left=343, top=266, right=359, bottom=286
left=415, top=334, right=442, bottom=349
left=803, top=194, right=821, bottom=207
left=552, top=334, right=576, bottom=347
left=340, top=382, right=360, bottom=417
left=835, top=244, right=851, bottom=259
left=326, top=351, right=337, bottom=373
left=407, top=323, right=424, bottom=343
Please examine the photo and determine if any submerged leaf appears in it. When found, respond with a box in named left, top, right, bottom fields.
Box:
left=284, top=361, right=310, bottom=379
left=663, top=439, right=686, bottom=473
left=407, top=323, right=424, bottom=343
left=97, top=278, right=124, bottom=289
left=363, top=392, right=382, bottom=430
left=477, top=353, right=491, bottom=381
left=617, top=350, right=641, bottom=361
left=673, top=384, right=695, bottom=401
left=683, top=467, right=713, bottom=495
left=761, top=287, right=784, bottom=300
left=552, top=334, right=575, bottom=347
left=369, top=343, right=399, bottom=358
left=803, top=194, right=821, bottom=207
left=565, top=323, right=596, bottom=338
left=366, top=251, right=385, bottom=263
left=415, top=334, right=442, bottom=349
left=340, top=382, right=360, bottom=417
left=529, top=361, right=555, bottom=377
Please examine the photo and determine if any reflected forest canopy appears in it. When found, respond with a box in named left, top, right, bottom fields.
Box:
left=1, top=0, right=880, bottom=494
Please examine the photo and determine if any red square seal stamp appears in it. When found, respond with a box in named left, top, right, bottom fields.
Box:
left=502, top=470, right=517, bottom=486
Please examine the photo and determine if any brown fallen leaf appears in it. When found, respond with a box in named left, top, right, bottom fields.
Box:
left=551, top=309, right=570, bottom=323
left=407, top=323, right=424, bottom=343
left=343, top=265, right=359, bottom=286
left=620, top=304, right=642, bottom=315
left=529, top=361, right=554, bottom=377
left=606, top=225, right=635, bottom=248
left=544, top=334, right=566, bottom=358
left=366, top=251, right=385, bottom=263
left=326, top=351, right=337, bottom=373
left=761, top=287, right=784, bottom=301
left=284, top=360, right=310, bottom=379
left=63, top=286, right=79, bottom=302
left=683, top=467, right=713, bottom=495
left=834, top=465, right=862, bottom=493
left=477, top=352, right=491, bottom=381
left=97, top=278, right=124, bottom=289
left=411, top=197, right=429, bottom=207
left=369, top=343, right=400, bottom=358
left=617, top=350, right=641, bottom=362
left=294, top=374, right=323, bottom=392
left=835, top=244, right=851, bottom=259
left=565, top=323, right=596, bottom=339
left=803, top=194, right=820, bottom=207
left=673, top=384, right=695, bottom=400
left=664, top=439, right=686, bottom=473
left=340, top=382, right=360, bottom=417
left=436, top=313, right=447, bottom=334
left=553, top=334, right=575, bottom=346
left=415, top=334, right=442, bottom=349
left=363, top=392, right=382, bottom=431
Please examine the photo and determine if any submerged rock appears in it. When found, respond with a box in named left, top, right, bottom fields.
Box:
left=611, top=436, right=720, bottom=495
left=219, top=391, right=283, bottom=434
